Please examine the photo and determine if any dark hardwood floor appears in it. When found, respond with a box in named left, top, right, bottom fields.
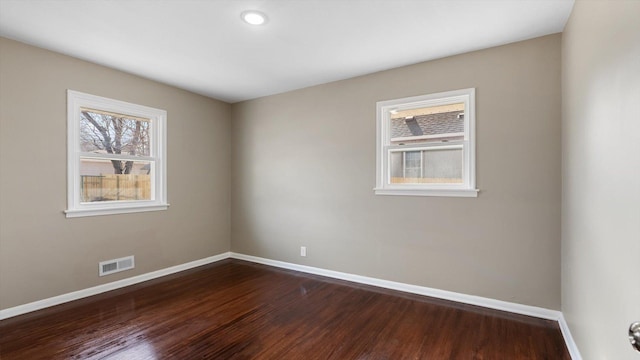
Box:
left=0, top=259, right=570, bottom=359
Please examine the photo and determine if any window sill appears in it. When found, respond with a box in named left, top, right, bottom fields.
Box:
left=65, top=203, right=170, bottom=218
left=374, top=188, right=479, bottom=197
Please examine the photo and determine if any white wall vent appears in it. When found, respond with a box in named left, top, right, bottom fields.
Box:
left=99, top=255, right=135, bottom=276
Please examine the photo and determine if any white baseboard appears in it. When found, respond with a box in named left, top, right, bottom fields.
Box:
left=230, top=252, right=583, bottom=360
left=0, top=250, right=582, bottom=359
left=0, top=252, right=231, bottom=320
left=558, top=313, right=583, bottom=360
left=230, top=252, right=560, bottom=319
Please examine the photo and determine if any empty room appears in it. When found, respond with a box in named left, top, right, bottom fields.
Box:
left=0, top=0, right=638, bottom=359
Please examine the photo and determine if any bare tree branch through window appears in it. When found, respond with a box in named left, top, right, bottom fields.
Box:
left=80, top=110, right=150, bottom=174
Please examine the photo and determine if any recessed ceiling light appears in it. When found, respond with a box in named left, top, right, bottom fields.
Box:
left=241, top=11, right=267, bottom=26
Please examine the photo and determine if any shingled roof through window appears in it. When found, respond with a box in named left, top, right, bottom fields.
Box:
left=391, top=110, right=464, bottom=139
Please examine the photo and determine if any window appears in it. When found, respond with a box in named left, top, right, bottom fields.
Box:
left=375, top=88, right=478, bottom=197
left=66, top=90, right=168, bottom=217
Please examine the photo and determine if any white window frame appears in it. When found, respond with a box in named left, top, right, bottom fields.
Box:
left=65, top=90, right=168, bottom=217
left=374, top=88, right=478, bottom=197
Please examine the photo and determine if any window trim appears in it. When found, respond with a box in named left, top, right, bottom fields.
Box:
left=374, top=88, right=478, bottom=197
left=65, top=90, right=168, bottom=217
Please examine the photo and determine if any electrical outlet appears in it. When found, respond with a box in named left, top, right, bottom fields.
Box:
left=300, top=246, right=307, bottom=257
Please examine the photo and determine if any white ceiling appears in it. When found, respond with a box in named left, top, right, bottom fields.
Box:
left=0, top=0, right=574, bottom=103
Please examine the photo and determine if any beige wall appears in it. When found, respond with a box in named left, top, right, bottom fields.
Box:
left=562, top=1, right=640, bottom=358
left=0, top=37, right=231, bottom=310
left=0, top=33, right=565, bottom=313
left=231, top=35, right=562, bottom=309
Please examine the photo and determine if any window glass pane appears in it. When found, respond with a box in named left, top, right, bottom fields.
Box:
left=423, top=148, right=463, bottom=183
left=80, top=158, right=152, bottom=202
left=390, top=102, right=464, bottom=145
left=80, top=108, right=151, bottom=156
left=390, top=151, right=403, bottom=179
left=404, top=151, right=421, bottom=178
left=390, top=148, right=463, bottom=184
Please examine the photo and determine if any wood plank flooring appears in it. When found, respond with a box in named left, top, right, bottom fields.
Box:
left=0, top=259, right=570, bottom=359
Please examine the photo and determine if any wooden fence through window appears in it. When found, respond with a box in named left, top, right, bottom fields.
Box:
left=81, top=175, right=151, bottom=202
